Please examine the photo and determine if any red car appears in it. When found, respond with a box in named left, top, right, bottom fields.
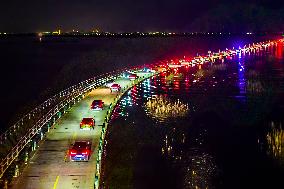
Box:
left=91, top=100, right=104, bottom=110
left=128, top=73, right=138, bottom=80
left=110, top=83, right=121, bottom=92
left=80, top=118, right=95, bottom=130
left=69, top=141, right=92, bottom=161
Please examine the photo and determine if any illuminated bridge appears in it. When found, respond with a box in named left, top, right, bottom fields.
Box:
left=0, top=39, right=282, bottom=189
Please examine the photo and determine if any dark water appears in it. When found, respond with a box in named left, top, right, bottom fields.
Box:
left=103, top=41, right=284, bottom=188
left=0, top=35, right=277, bottom=130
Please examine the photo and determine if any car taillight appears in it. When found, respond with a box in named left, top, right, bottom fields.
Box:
left=70, top=150, right=77, bottom=155
left=82, top=150, right=89, bottom=155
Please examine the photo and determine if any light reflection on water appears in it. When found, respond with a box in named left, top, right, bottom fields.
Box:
left=237, top=51, right=246, bottom=101
left=111, top=71, right=219, bottom=188
left=107, top=41, right=284, bottom=188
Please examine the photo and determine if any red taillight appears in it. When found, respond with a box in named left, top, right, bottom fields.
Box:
left=70, top=150, right=77, bottom=155
left=82, top=150, right=89, bottom=155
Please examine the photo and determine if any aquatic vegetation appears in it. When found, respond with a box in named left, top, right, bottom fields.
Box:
left=245, top=70, right=266, bottom=93
left=165, top=72, right=183, bottom=85
left=246, top=80, right=264, bottom=93
left=246, top=70, right=259, bottom=79
left=266, top=122, right=284, bottom=162
left=182, top=150, right=217, bottom=189
left=195, top=63, right=227, bottom=79
left=211, top=63, right=227, bottom=71
left=195, top=69, right=205, bottom=78
left=165, top=73, right=175, bottom=82
left=145, top=95, right=189, bottom=122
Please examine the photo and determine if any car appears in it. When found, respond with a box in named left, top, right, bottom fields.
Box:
left=80, top=118, right=95, bottom=130
left=128, top=73, right=138, bottom=80
left=91, top=100, right=104, bottom=110
left=69, top=141, right=92, bottom=161
left=141, top=67, right=154, bottom=72
left=105, top=78, right=115, bottom=88
left=122, top=71, right=132, bottom=79
left=110, top=83, right=121, bottom=92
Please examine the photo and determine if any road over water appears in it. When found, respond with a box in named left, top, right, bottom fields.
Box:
left=11, top=72, right=153, bottom=189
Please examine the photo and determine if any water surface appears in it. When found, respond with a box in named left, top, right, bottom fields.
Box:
left=103, top=41, right=284, bottom=188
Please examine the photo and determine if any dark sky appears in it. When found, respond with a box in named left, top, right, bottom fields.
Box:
left=0, top=0, right=283, bottom=32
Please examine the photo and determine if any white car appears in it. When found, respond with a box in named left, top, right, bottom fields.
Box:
left=105, top=79, right=115, bottom=88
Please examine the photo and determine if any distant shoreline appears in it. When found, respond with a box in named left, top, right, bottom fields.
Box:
left=0, top=32, right=283, bottom=38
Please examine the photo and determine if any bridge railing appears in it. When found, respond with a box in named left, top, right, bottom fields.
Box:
left=94, top=71, right=159, bottom=189
left=0, top=80, right=90, bottom=141
left=0, top=65, right=141, bottom=178
left=0, top=39, right=278, bottom=179
left=0, top=40, right=276, bottom=146
left=0, top=66, right=135, bottom=145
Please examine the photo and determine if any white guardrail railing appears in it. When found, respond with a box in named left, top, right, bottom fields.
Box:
left=94, top=71, right=160, bottom=189
left=0, top=65, right=146, bottom=178
left=0, top=38, right=282, bottom=180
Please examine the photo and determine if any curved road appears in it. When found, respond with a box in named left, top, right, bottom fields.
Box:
left=11, top=72, right=153, bottom=189
left=8, top=39, right=281, bottom=189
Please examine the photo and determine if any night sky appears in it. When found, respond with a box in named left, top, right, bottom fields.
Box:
left=0, top=0, right=283, bottom=32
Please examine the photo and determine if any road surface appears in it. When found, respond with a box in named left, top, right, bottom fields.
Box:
left=11, top=72, right=152, bottom=189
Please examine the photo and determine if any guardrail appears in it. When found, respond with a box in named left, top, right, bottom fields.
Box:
left=0, top=70, right=119, bottom=144
left=0, top=38, right=281, bottom=181
left=93, top=71, right=159, bottom=189
left=0, top=64, right=149, bottom=179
